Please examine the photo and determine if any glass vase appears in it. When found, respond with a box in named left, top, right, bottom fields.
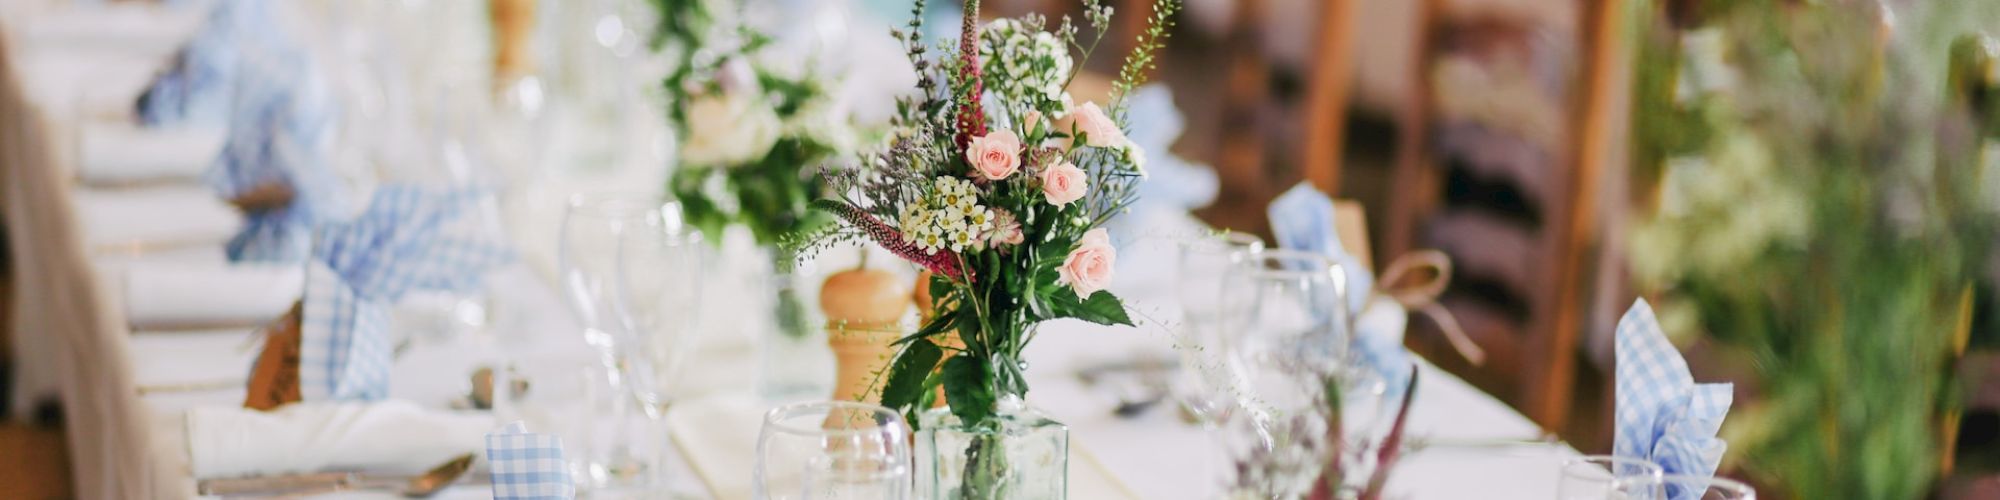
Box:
left=758, top=247, right=832, bottom=399
left=915, top=397, right=1069, bottom=500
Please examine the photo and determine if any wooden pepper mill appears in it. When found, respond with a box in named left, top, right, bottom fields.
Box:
left=822, top=262, right=911, bottom=404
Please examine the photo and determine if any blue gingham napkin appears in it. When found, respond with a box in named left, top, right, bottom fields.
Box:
left=1268, top=183, right=1403, bottom=392
left=486, top=421, right=576, bottom=500
left=1613, top=299, right=1732, bottom=498
left=296, top=186, right=511, bottom=400
left=141, top=0, right=347, bottom=263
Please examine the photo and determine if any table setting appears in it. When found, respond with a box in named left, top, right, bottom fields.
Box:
left=0, top=0, right=1826, bottom=498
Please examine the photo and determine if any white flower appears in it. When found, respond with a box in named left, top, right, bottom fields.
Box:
left=967, top=206, right=995, bottom=233
left=949, top=230, right=976, bottom=252
left=679, top=90, right=783, bottom=167
left=1123, top=144, right=1148, bottom=177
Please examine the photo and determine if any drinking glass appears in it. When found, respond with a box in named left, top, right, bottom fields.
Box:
left=608, top=203, right=706, bottom=411
left=1614, top=475, right=1756, bottom=500
left=492, top=359, right=618, bottom=491
left=1172, top=231, right=1264, bottom=425
left=756, top=401, right=913, bottom=500
left=1558, top=455, right=1666, bottom=500
left=557, top=194, right=706, bottom=489
left=1214, top=249, right=1352, bottom=498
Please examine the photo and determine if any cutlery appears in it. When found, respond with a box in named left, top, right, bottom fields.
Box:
left=198, top=452, right=476, bottom=498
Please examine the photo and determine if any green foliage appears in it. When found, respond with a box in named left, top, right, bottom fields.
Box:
left=1626, top=1, right=2000, bottom=497
left=879, top=339, right=945, bottom=411
left=1044, top=287, right=1133, bottom=326
left=1109, top=0, right=1182, bottom=114
left=942, top=355, right=997, bottom=424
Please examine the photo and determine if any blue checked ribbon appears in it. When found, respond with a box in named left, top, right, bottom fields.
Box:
left=296, top=186, right=512, bottom=400
left=486, top=421, right=576, bottom=500
left=140, top=0, right=348, bottom=263
left=1613, top=299, right=1732, bottom=500
left=1268, top=183, right=1405, bottom=392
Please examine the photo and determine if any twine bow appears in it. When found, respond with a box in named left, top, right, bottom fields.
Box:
left=1372, top=250, right=1484, bottom=366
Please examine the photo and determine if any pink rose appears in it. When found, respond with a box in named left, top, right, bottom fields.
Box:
left=965, top=130, right=1023, bottom=181
left=1058, top=228, right=1116, bottom=297
left=1023, top=110, right=1046, bottom=135
left=1039, top=160, right=1088, bottom=207
left=1071, top=101, right=1128, bottom=148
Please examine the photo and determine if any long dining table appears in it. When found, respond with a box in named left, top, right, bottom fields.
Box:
left=1, top=4, right=1581, bottom=497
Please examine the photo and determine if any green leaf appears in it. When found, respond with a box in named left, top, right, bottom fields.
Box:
left=892, top=310, right=958, bottom=346
left=1045, top=287, right=1134, bottom=326
left=941, top=355, right=995, bottom=424
left=908, top=371, right=945, bottom=430
left=878, top=339, right=944, bottom=411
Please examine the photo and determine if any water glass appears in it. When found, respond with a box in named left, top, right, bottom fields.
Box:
left=1213, top=249, right=1354, bottom=498
left=1614, top=475, right=1756, bottom=500
left=756, top=401, right=913, bottom=500
left=1558, top=455, right=1665, bottom=500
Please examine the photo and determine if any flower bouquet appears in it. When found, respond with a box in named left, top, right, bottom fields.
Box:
left=796, top=0, right=1178, bottom=496
left=652, top=1, right=868, bottom=395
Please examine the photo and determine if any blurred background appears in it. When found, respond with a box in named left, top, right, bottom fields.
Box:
left=1, top=0, right=1998, bottom=498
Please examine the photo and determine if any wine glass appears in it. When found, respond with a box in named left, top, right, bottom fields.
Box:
left=1613, top=474, right=1756, bottom=500
left=606, top=201, right=706, bottom=411
left=1172, top=231, right=1264, bottom=425
left=755, top=401, right=913, bottom=500
left=557, top=194, right=706, bottom=489
left=1214, top=249, right=1353, bottom=498
left=1558, top=455, right=1665, bottom=500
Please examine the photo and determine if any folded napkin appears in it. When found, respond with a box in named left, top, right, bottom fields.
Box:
left=487, top=422, right=576, bottom=500
left=1268, top=183, right=1406, bottom=390
left=184, top=400, right=492, bottom=479
left=1125, top=85, right=1218, bottom=211
left=141, top=0, right=348, bottom=262
left=124, top=263, right=301, bottom=330
left=1613, top=299, right=1732, bottom=498
left=667, top=396, right=1137, bottom=499
left=292, top=186, right=511, bottom=401
left=71, top=185, right=242, bottom=253
left=77, top=123, right=226, bottom=185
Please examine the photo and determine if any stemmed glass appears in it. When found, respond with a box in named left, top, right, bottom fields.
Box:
left=557, top=193, right=706, bottom=489
left=1173, top=232, right=1262, bottom=497
left=1614, top=475, right=1756, bottom=500
left=1214, top=249, right=1353, bottom=498
left=1173, top=232, right=1264, bottom=425
left=755, top=401, right=913, bottom=500
left=1558, top=455, right=1665, bottom=500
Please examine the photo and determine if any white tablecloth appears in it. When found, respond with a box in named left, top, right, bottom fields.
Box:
left=122, top=208, right=1576, bottom=499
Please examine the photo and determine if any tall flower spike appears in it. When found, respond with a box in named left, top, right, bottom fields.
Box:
left=954, top=0, right=988, bottom=151
left=814, top=200, right=968, bottom=281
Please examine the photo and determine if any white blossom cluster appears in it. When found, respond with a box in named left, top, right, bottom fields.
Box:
left=899, top=176, right=997, bottom=254
left=980, top=19, right=1074, bottom=118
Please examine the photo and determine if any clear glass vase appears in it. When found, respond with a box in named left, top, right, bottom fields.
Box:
left=916, top=397, right=1069, bottom=500
left=758, top=247, right=832, bottom=399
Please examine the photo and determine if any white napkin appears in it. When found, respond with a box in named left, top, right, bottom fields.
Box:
left=72, top=185, right=241, bottom=253
left=77, top=123, right=225, bottom=185
left=123, top=263, right=302, bottom=330
left=667, top=395, right=1138, bottom=500
left=184, top=400, right=492, bottom=479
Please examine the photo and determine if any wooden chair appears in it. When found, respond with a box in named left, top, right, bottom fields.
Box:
left=1385, top=0, right=1628, bottom=432
left=1197, top=0, right=1358, bottom=238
